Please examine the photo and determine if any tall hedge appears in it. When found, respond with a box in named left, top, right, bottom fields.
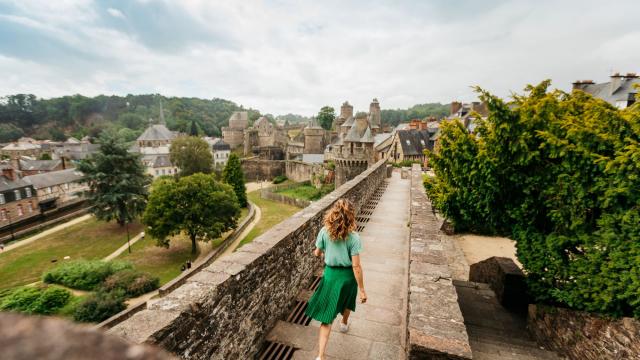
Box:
left=425, top=81, right=640, bottom=318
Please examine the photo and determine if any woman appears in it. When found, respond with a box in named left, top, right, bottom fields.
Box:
left=305, top=199, right=367, bottom=360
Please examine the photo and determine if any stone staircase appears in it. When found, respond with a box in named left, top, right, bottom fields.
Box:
left=454, top=280, right=563, bottom=360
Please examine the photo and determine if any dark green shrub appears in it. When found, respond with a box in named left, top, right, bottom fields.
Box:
left=43, top=260, right=133, bottom=291
left=0, top=286, right=71, bottom=315
left=272, top=175, right=288, bottom=184
left=426, top=81, right=640, bottom=318
left=100, top=269, right=160, bottom=298
left=73, top=290, right=126, bottom=323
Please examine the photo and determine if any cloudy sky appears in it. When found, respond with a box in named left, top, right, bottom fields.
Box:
left=0, top=0, right=638, bottom=115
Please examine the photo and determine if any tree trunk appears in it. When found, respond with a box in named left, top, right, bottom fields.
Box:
left=190, top=233, right=197, bottom=255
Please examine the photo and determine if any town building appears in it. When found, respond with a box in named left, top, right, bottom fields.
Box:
left=243, top=116, right=288, bottom=157
left=23, top=168, right=87, bottom=212
left=222, top=111, right=249, bottom=149
left=1, top=140, right=44, bottom=159
left=573, top=72, right=639, bottom=109
left=18, top=159, right=65, bottom=176
left=205, top=137, right=231, bottom=169
left=448, top=101, right=488, bottom=132
left=52, top=138, right=100, bottom=163
left=388, top=128, right=438, bottom=167
left=133, top=123, right=178, bottom=178
left=0, top=165, right=39, bottom=227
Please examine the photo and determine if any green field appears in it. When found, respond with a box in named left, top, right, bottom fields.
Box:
left=275, top=183, right=335, bottom=201
left=115, top=207, right=249, bottom=285
left=237, top=191, right=300, bottom=248
left=0, top=219, right=143, bottom=291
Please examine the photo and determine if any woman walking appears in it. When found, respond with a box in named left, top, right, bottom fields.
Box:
left=305, top=199, right=367, bottom=360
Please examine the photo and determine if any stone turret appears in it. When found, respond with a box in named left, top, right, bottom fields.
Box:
left=334, top=101, right=354, bottom=130
left=303, top=117, right=325, bottom=154
left=368, top=98, right=381, bottom=135
left=332, top=112, right=375, bottom=188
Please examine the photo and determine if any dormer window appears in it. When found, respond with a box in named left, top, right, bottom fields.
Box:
left=0, top=194, right=4, bottom=204
left=25, top=188, right=32, bottom=197
left=14, top=190, right=21, bottom=200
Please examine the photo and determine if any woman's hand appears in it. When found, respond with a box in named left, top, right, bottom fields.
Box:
left=313, top=247, right=323, bottom=257
left=359, top=289, right=367, bottom=304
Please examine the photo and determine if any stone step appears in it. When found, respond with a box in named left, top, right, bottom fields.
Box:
left=465, top=323, right=534, bottom=347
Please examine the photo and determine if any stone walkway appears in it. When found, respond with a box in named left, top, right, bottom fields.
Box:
left=266, top=171, right=410, bottom=359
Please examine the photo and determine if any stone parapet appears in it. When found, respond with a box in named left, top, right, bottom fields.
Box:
left=528, top=304, right=640, bottom=360
left=107, top=160, right=388, bottom=359
left=407, top=164, right=472, bottom=360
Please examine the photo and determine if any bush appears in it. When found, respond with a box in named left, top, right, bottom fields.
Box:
left=0, top=286, right=71, bottom=315
left=43, top=260, right=133, bottom=291
left=73, top=290, right=126, bottom=323
left=426, top=81, right=640, bottom=318
left=100, top=269, right=160, bottom=298
left=392, top=160, right=422, bottom=168
left=272, top=175, right=288, bottom=184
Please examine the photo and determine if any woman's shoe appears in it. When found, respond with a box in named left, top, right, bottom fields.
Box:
left=339, top=321, right=349, bottom=333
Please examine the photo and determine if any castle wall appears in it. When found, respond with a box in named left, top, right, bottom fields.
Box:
left=222, top=128, right=245, bottom=148
left=107, top=160, right=388, bottom=360
left=335, top=159, right=369, bottom=188
left=285, top=161, right=323, bottom=183
left=241, top=158, right=285, bottom=181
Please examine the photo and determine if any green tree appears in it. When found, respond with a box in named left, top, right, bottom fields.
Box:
left=426, top=81, right=640, bottom=318
left=169, top=136, right=213, bottom=176
left=118, top=113, right=146, bottom=130
left=189, top=120, right=199, bottom=136
left=143, top=174, right=240, bottom=254
left=222, top=153, right=247, bottom=207
left=0, top=123, right=24, bottom=142
left=78, top=133, right=149, bottom=228
left=317, top=106, right=336, bottom=130
left=39, top=153, right=52, bottom=160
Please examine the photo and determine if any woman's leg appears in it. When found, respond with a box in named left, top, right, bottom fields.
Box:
left=318, top=323, right=332, bottom=359
left=341, top=309, right=351, bottom=324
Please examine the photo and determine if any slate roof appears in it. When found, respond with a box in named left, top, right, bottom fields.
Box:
left=0, top=176, right=30, bottom=192
left=209, top=138, right=231, bottom=151
left=344, top=118, right=375, bottom=143
left=302, top=154, right=325, bottom=164
left=19, top=159, right=62, bottom=172
left=151, top=155, right=173, bottom=168
left=396, top=129, right=436, bottom=155
left=23, top=169, right=84, bottom=189
left=2, top=142, right=39, bottom=151
left=578, top=77, right=639, bottom=105
left=137, top=124, right=175, bottom=141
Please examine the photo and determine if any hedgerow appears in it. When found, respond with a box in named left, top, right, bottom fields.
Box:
left=42, top=260, right=133, bottom=291
left=425, top=81, right=640, bottom=317
left=0, top=285, right=71, bottom=315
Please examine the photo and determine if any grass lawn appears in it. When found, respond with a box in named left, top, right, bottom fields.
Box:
left=0, top=218, right=142, bottom=291
left=275, top=183, right=335, bottom=201
left=115, top=206, right=250, bottom=285
left=237, top=191, right=300, bottom=249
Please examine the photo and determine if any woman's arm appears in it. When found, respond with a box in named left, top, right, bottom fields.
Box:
left=351, top=255, right=367, bottom=303
left=314, top=247, right=323, bottom=257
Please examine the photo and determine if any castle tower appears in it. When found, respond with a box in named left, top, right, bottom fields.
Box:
left=303, top=117, right=325, bottom=154
left=222, top=111, right=249, bottom=149
left=333, top=101, right=354, bottom=130
left=332, top=112, right=375, bottom=188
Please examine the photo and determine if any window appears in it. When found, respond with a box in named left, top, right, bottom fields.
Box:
left=25, top=188, right=32, bottom=198
left=28, top=202, right=33, bottom=213
left=17, top=204, right=23, bottom=216
left=155, top=170, right=159, bottom=175
left=0, top=194, right=4, bottom=205
left=0, top=209, right=6, bottom=221
left=14, top=190, right=21, bottom=200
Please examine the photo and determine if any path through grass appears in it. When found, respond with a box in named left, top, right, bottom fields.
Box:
left=237, top=191, right=300, bottom=249
left=0, top=218, right=142, bottom=291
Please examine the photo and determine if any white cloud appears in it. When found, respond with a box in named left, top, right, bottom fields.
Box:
left=0, top=0, right=639, bottom=115
left=107, top=8, right=126, bottom=20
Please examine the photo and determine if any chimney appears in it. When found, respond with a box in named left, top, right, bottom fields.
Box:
left=611, top=72, right=624, bottom=95
left=572, top=80, right=594, bottom=91
left=624, top=72, right=639, bottom=79
left=451, top=101, right=462, bottom=116
left=340, top=101, right=353, bottom=119
left=2, top=167, right=15, bottom=181
left=471, top=102, right=488, bottom=117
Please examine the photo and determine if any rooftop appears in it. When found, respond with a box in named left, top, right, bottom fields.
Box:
left=23, top=169, right=85, bottom=189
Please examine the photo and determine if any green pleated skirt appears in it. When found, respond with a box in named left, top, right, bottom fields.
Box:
left=305, top=265, right=358, bottom=324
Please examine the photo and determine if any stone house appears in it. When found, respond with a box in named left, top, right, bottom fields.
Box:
left=0, top=166, right=39, bottom=227
left=388, top=129, right=438, bottom=167
left=1, top=141, right=44, bottom=160
left=141, top=155, right=178, bottom=178
left=573, top=72, right=639, bottom=109
left=23, top=168, right=88, bottom=212
left=448, top=101, right=488, bottom=133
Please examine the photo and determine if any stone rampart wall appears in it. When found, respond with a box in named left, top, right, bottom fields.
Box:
left=407, top=164, right=472, bottom=360
left=107, top=160, right=388, bottom=359
left=241, top=159, right=285, bottom=181
left=285, top=160, right=322, bottom=183
left=528, top=304, right=640, bottom=360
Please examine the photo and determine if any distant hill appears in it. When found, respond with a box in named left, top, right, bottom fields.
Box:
left=0, top=94, right=262, bottom=142
left=275, top=113, right=311, bottom=125
left=381, top=102, right=450, bottom=127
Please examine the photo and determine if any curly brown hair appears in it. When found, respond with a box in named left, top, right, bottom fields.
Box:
left=323, top=199, right=356, bottom=241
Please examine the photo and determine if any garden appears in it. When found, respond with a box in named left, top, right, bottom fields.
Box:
left=425, top=81, right=640, bottom=318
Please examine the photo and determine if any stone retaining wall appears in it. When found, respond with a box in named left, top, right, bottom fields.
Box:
left=528, top=304, right=640, bottom=360
left=97, top=203, right=256, bottom=330
left=407, top=164, right=472, bottom=360
left=285, top=160, right=323, bottom=183
left=241, top=158, right=285, bottom=181
left=107, top=160, right=388, bottom=360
